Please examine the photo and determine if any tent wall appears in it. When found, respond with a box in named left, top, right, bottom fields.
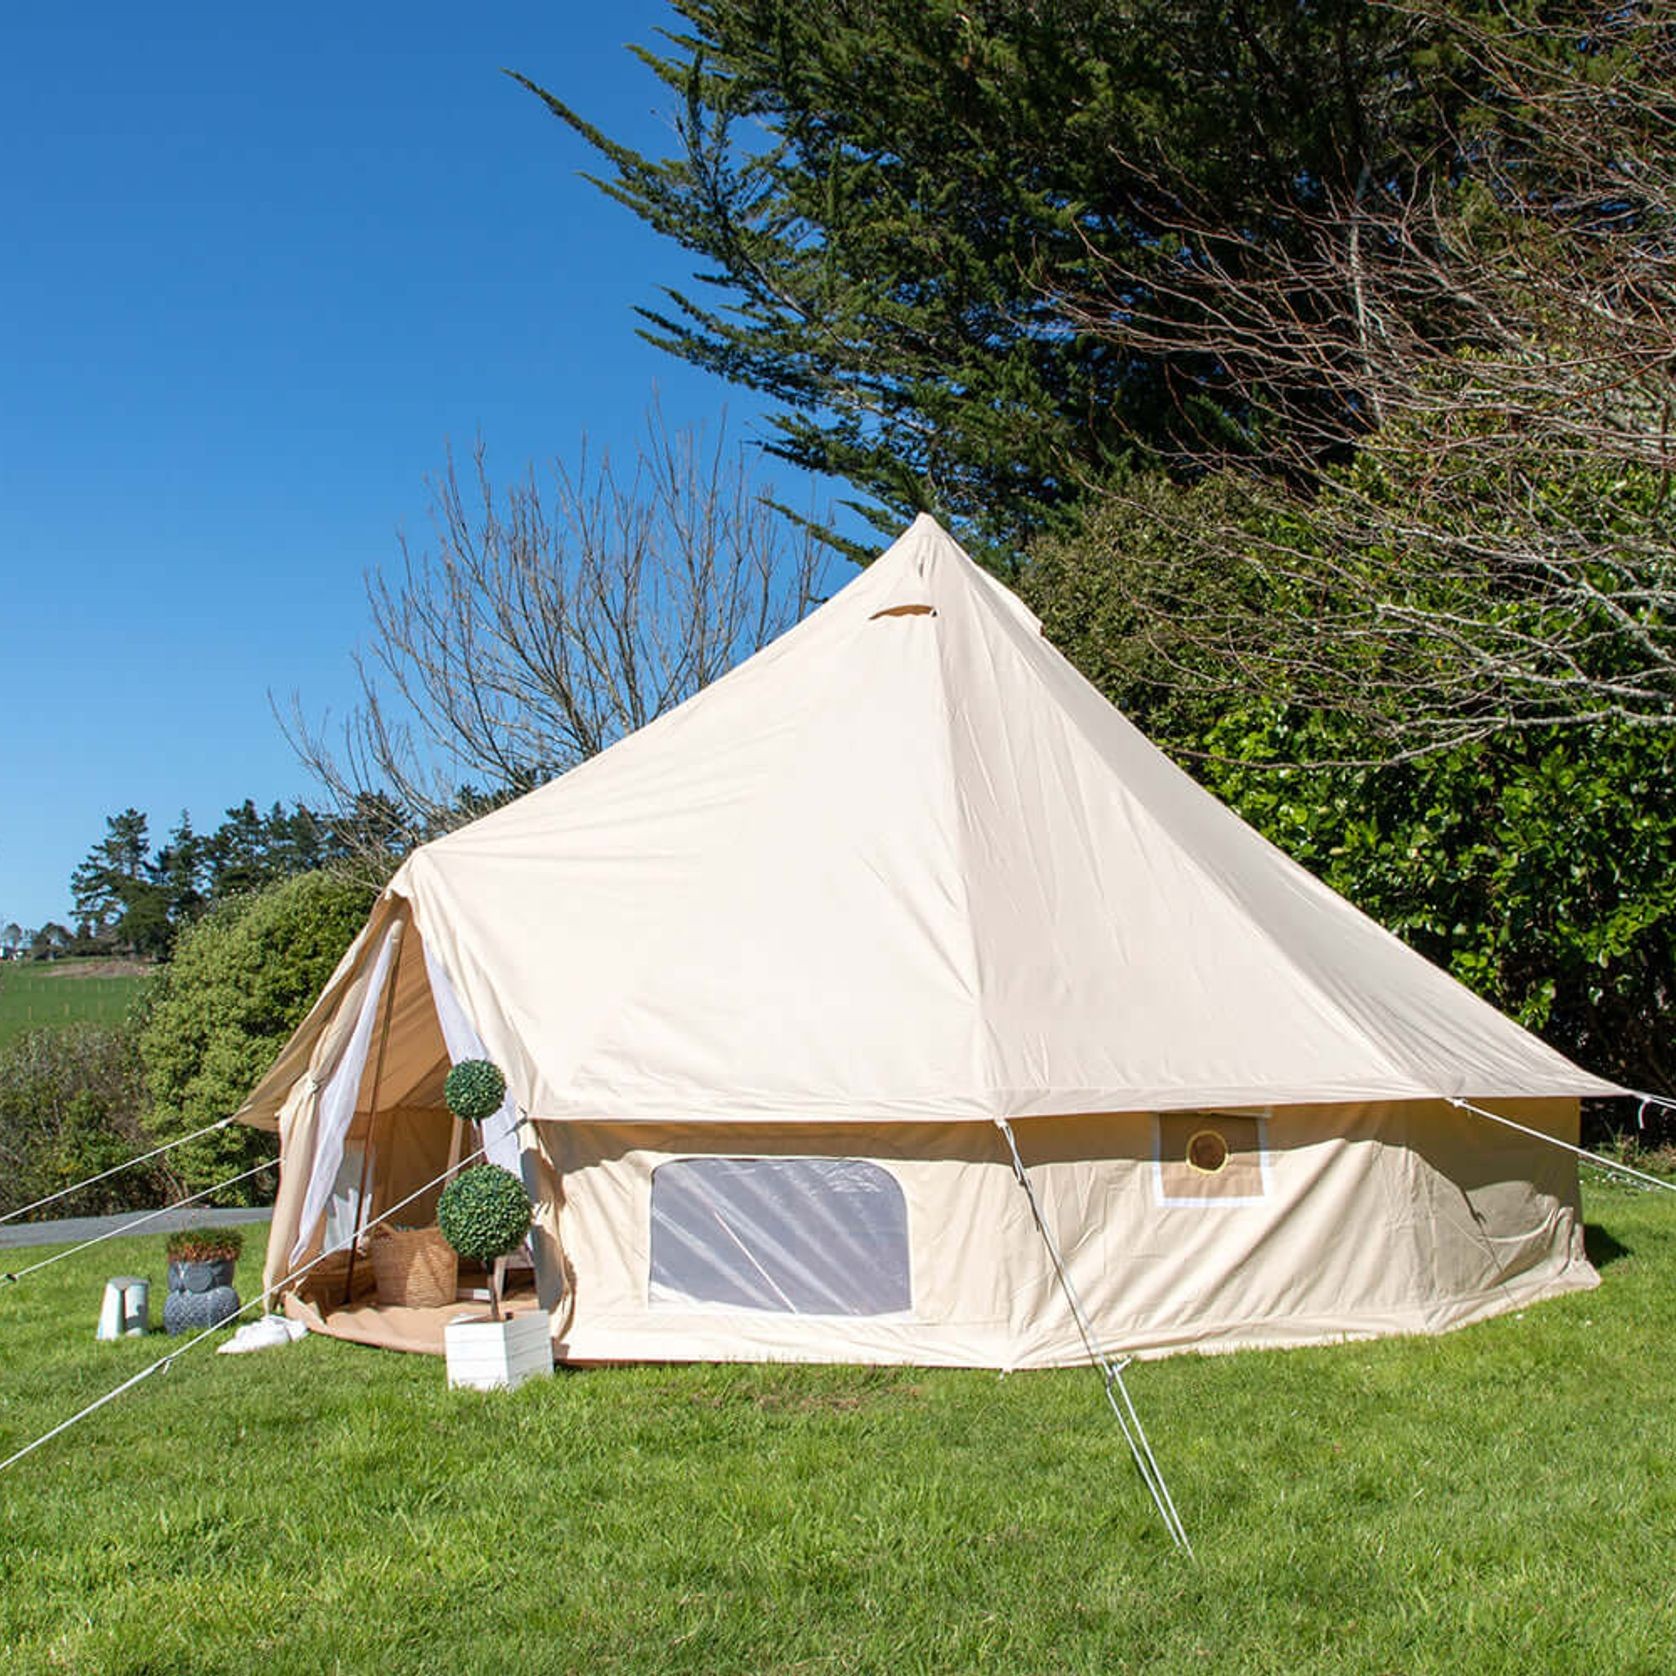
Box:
left=533, top=1099, right=1594, bottom=1369
left=262, top=949, right=1596, bottom=1366
left=261, top=918, right=400, bottom=1294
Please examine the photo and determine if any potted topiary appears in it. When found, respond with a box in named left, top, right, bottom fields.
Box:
left=438, top=1163, right=550, bottom=1391
left=359, top=1058, right=508, bottom=1309
left=162, top=1227, right=243, bottom=1335
left=444, top=1058, right=507, bottom=1126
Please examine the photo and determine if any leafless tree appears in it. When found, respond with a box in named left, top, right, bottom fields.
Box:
left=288, top=411, right=834, bottom=861
left=1053, top=0, right=1676, bottom=752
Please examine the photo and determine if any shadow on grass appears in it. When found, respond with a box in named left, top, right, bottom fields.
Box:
left=1585, top=1223, right=1632, bottom=1268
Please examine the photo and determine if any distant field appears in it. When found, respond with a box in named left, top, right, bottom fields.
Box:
left=0, top=960, right=154, bottom=1045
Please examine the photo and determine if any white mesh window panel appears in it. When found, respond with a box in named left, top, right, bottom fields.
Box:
left=649, top=1157, right=912, bottom=1316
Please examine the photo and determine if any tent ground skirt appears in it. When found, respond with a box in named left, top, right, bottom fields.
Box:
left=283, top=1288, right=546, bottom=1357
left=277, top=1259, right=1596, bottom=1365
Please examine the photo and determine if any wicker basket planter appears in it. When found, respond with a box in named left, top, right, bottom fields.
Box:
left=370, top=1225, right=458, bottom=1308
left=304, top=1247, right=359, bottom=1305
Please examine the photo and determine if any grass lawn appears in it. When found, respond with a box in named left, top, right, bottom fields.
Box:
left=1, top=1183, right=1672, bottom=1674
left=0, top=960, right=153, bottom=1047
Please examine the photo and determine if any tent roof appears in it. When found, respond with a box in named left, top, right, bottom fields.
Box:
left=245, top=516, right=1620, bottom=1127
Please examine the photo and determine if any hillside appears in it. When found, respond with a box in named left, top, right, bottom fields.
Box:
left=0, top=960, right=154, bottom=1047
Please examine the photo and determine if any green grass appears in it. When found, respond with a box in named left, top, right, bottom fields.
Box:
left=0, top=960, right=153, bottom=1046
left=2, top=1185, right=1673, bottom=1674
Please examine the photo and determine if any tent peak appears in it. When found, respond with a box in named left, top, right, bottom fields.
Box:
left=874, top=513, right=971, bottom=576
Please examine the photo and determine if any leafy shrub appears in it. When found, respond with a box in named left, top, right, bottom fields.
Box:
left=1025, top=491, right=1676, bottom=1116
left=1596, top=1134, right=1676, bottom=1182
left=444, top=1058, right=507, bottom=1122
left=0, top=1023, right=156, bottom=1218
left=438, top=1164, right=532, bottom=1320
left=1186, top=710, right=1676, bottom=1119
left=166, top=1227, right=244, bottom=1263
left=139, top=870, right=375, bottom=1197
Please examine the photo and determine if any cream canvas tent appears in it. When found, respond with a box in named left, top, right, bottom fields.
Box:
left=240, top=514, right=1621, bottom=1368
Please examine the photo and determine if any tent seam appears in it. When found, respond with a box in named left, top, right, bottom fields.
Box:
left=928, top=549, right=1008, bottom=1120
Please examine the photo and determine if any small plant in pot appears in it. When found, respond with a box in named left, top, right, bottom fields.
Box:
left=437, top=1163, right=551, bottom=1391
left=162, top=1227, right=243, bottom=1335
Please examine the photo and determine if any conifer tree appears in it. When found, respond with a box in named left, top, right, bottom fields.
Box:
left=521, top=0, right=1484, bottom=550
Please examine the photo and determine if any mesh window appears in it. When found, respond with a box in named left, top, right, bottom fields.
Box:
left=1154, top=1113, right=1267, bottom=1204
left=650, top=1157, right=912, bottom=1316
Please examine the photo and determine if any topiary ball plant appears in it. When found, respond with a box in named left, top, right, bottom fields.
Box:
left=437, top=1164, right=532, bottom=1321
left=444, top=1058, right=507, bottom=1123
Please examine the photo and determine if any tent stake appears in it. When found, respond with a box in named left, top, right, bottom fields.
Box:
left=343, top=926, right=404, bottom=1305
left=996, top=1116, right=1193, bottom=1555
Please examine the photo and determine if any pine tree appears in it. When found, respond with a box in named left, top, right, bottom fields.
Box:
left=69, top=809, right=153, bottom=944
left=521, top=0, right=1486, bottom=551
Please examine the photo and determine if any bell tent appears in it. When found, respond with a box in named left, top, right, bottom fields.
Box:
left=241, top=515, right=1620, bottom=1367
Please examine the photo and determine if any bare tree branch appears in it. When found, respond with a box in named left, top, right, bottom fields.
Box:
left=285, top=409, right=834, bottom=868
left=1048, top=0, right=1676, bottom=752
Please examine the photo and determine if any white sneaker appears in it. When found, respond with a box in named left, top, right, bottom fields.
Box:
left=217, top=1313, right=308, bottom=1354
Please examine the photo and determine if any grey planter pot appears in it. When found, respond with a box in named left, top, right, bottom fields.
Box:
left=163, top=1285, right=241, bottom=1335
left=167, top=1257, right=236, bottom=1294
left=163, top=1255, right=240, bottom=1335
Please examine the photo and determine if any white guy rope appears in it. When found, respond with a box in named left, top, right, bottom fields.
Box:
left=995, top=1116, right=1193, bottom=1555
left=2, top=1160, right=279, bottom=1286
left=1449, top=1098, right=1676, bottom=1196
left=0, top=1117, right=236, bottom=1225
left=0, top=1140, right=495, bottom=1480
left=1626, top=1089, right=1676, bottom=1127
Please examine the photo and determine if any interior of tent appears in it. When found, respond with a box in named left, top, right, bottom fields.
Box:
left=261, top=909, right=547, bottom=1352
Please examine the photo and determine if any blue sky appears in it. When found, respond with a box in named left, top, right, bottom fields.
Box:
left=0, top=3, right=830, bottom=930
